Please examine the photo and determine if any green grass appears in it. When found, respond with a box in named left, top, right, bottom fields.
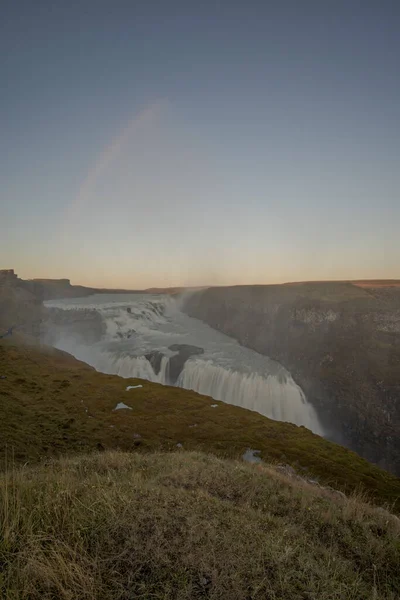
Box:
left=1, top=338, right=400, bottom=509
left=1, top=450, right=399, bottom=599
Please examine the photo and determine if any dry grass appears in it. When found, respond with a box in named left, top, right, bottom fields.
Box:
left=1, top=450, right=399, bottom=600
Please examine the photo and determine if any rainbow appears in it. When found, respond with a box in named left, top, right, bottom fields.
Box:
left=65, top=99, right=166, bottom=223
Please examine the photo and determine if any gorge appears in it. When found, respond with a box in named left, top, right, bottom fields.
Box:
left=43, top=293, right=324, bottom=436
left=183, top=282, right=400, bottom=475
left=2, top=271, right=399, bottom=475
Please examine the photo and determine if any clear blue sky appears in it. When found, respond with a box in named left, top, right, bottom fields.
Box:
left=1, top=0, right=399, bottom=288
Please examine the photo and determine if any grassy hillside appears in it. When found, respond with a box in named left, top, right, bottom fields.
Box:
left=1, top=450, right=399, bottom=599
left=1, top=338, right=400, bottom=509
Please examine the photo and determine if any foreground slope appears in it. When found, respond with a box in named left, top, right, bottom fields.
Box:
left=1, top=450, right=399, bottom=599
left=1, top=339, right=400, bottom=507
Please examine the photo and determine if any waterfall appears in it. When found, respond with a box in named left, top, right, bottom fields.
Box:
left=45, top=293, right=325, bottom=436
left=72, top=347, right=323, bottom=434
left=90, top=352, right=170, bottom=385
left=177, top=358, right=324, bottom=434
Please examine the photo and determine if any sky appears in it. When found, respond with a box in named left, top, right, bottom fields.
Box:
left=1, top=0, right=399, bottom=288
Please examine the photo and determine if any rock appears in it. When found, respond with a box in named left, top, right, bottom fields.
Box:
left=306, top=478, right=320, bottom=487
left=168, top=344, right=205, bottom=384
left=113, top=402, right=132, bottom=411
left=145, top=351, right=164, bottom=375
left=242, top=449, right=262, bottom=464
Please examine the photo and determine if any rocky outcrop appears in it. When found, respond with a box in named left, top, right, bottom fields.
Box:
left=0, top=269, right=18, bottom=283
left=183, top=283, right=400, bottom=475
left=145, top=350, right=165, bottom=375
left=0, top=268, right=140, bottom=341
left=8, top=274, right=140, bottom=302
left=27, top=279, right=97, bottom=300
left=0, top=272, right=44, bottom=337
left=168, top=344, right=204, bottom=383
left=0, top=271, right=101, bottom=341
left=144, top=345, right=204, bottom=383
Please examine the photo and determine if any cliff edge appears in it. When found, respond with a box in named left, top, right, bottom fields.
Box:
left=183, top=282, right=400, bottom=475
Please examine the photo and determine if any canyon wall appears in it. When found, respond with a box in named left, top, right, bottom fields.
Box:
left=183, top=282, right=400, bottom=474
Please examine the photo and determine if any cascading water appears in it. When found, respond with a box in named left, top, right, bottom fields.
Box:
left=94, top=352, right=170, bottom=384
left=177, top=359, right=318, bottom=429
left=44, top=293, right=324, bottom=435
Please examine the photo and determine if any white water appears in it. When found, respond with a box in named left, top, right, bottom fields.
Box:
left=45, top=293, right=324, bottom=435
left=177, top=359, right=318, bottom=426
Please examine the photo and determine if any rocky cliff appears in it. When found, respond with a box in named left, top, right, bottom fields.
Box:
left=0, top=269, right=141, bottom=339
left=27, top=278, right=99, bottom=300
left=0, top=272, right=43, bottom=337
left=183, top=282, right=400, bottom=475
left=0, top=272, right=97, bottom=337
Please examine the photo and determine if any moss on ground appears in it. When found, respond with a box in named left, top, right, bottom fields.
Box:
left=1, top=338, right=400, bottom=510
